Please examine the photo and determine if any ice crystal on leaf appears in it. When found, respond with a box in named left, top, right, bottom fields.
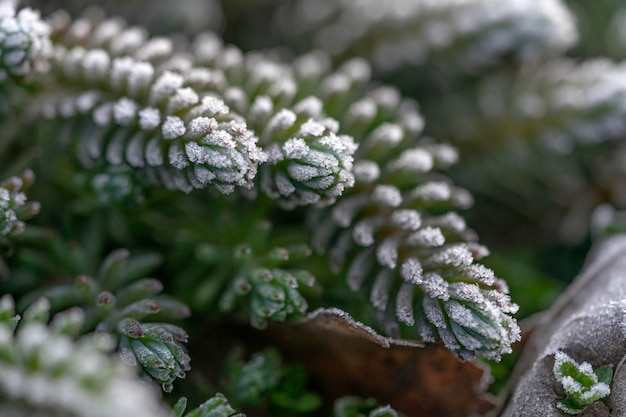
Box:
left=553, top=350, right=613, bottom=415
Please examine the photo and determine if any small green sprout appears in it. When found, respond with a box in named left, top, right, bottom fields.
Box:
left=553, top=350, right=613, bottom=415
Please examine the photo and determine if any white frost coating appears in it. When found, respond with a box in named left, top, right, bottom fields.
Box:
left=161, top=116, right=186, bottom=140
left=294, top=96, right=324, bottom=117
left=184, top=142, right=208, bottom=164
left=347, top=248, right=374, bottom=290
left=265, top=109, right=297, bottom=135
left=203, top=130, right=236, bottom=149
left=368, top=123, right=404, bottom=147
left=396, top=282, right=416, bottom=325
left=370, top=86, right=401, bottom=110
left=299, top=190, right=321, bottom=205
left=106, top=132, right=125, bottom=165
left=299, top=119, right=327, bottom=137
left=92, top=103, right=113, bottom=127
left=249, top=95, right=274, bottom=121
left=109, top=27, right=146, bottom=56
left=445, top=300, right=478, bottom=329
left=0, top=319, right=170, bottom=417
left=188, top=96, right=230, bottom=119
left=450, top=324, right=484, bottom=351
left=352, top=219, right=376, bottom=247
left=148, top=71, right=183, bottom=106
left=451, top=187, right=474, bottom=208
left=300, top=148, right=338, bottom=170
left=423, top=296, right=446, bottom=329
left=463, top=264, right=496, bottom=285
left=204, top=148, right=232, bottom=169
left=112, top=98, right=138, bottom=126
left=138, top=107, right=161, bottom=131
left=108, top=57, right=136, bottom=92
left=416, top=313, right=437, bottom=342
left=371, top=184, right=402, bottom=207
left=145, top=137, right=164, bottom=166
left=168, top=143, right=189, bottom=169
left=347, top=98, right=378, bottom=122
left=264, top=143, right=284, bottom=164
left=319, top=132, right=356, bottom=155
left=427, top=143, right=459, bottom=167
left=186, top=117, right=218, bottom=139
left=370, top=269, right=394, bottom=310
left=75, top=91, right=100, bottom=113
left=81, top=49, right=110, bottom=83
left=166, top=87, right=199, bottom=115
left=391, top=209, right=422, bottom=231
left=125, top=134, right=145, bottom=167
left=467, top=242, right=490, bottom=259
left=135, top=37, right=173, bottom=62
left=407, top=226, right=445, bottom=247
left=193, top=166, right=216, bottom=185
left=400, top=257, right=423, bottom=284
left=353, top=160, right=380, bottom=183
left=283, top=138, right=310, bottom=159
left=322, top=73, right=352, bottom=96
left=553, top=350, right=611, bottom=408
left=389, top=148, right=434, bottom=173
left=422, top=273, right=450, bottom=300
left=275, top=171, right=296, bottom=196
left=410, top=181, right=452, bottom=202
left=428, top=244, right=474, bottom=268
left=438, top=326, right=462, bottom=353
left=126, top=62, right=154, bottom=98
left=426, top=212, right=467, bottom=233
left=288, top=163, right=319, bottom=182
left=376, top=237, right=399, bottom=269
left=0, top=6, right=51, bottom=78
left=332, top=195, right=368, bottom=227
left=90, top=18, right=124, bottom=45
left=449, top=282, right=487, bottom=305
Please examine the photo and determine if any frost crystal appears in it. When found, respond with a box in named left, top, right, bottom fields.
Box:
left=138, top=107, right=161, bottom=131
left=400, top=258, right=423, bottom=285
left=162, top=116, right=186, bottom=140
left=407, top=227, right=445, bottom=247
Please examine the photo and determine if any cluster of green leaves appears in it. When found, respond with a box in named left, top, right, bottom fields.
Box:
left=553, top=350, right=613, bottom=415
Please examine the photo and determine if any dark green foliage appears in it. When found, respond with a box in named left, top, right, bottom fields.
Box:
left=11, top=238, right=191, bottom=391
left=222, top=347, right=322, bottom=415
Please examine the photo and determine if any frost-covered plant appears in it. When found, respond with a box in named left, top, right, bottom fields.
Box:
left=433, top=59, right=626, bottom=150
left=553, top=350, right=613, bottom=415
left=0, top=0, right=51, bottom=81
left=17, top=242, right=191, bottom=392
left=5, top=0, right=615, bottom=414
left=263, top=0, right=576, bottom=74
left=0, top=294, right=171, bottom=417
left=427, top=58, right=626, bottom=243
left=171, top=394, right=243, bottom=417
left=0, top=170, right=39, bottom=237
left=222, top=347, right=321, bottom=413
left=293, top=54, right=520, bottom=360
